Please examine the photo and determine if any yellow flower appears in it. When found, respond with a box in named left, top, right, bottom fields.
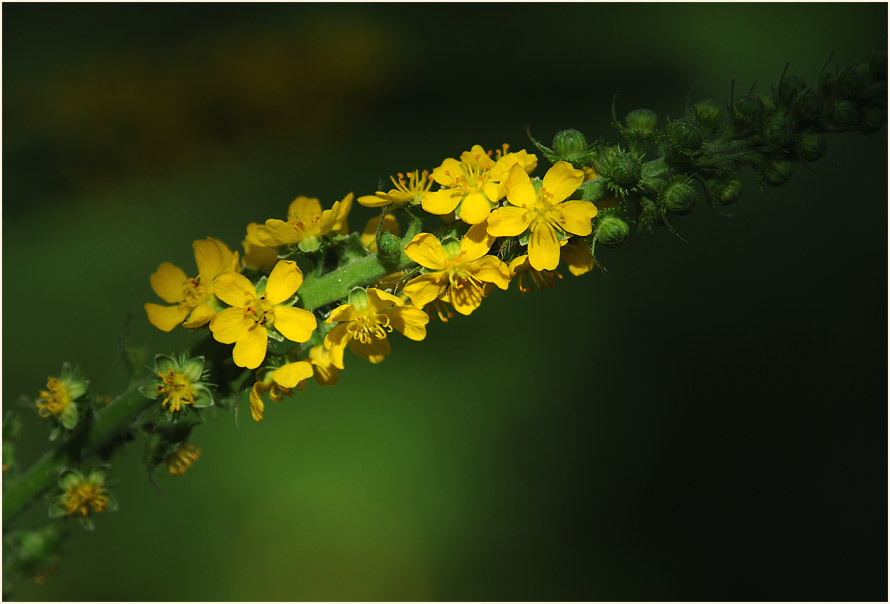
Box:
left=560, top=239, right=596, bottom=276
left=509, top=254, right=563, bottom=293
left=145, top=237, right=239, bottom=332
left=253, top=193, right=353, bottom=252
left=166, top=443, right=201, bottom=476
left=358, top=170, right=434, bottom=208
left=487, top=161, right=598, bottom=271
left=422, top=144, right=537, bottom=224
left=324, top=288, right=429, bottom=369
left=308, top=344, right=340, bottom=386
left=210, top=260, right=317, bottom=369
left=241, top=224, right=279, bottom=273
left=360, top=215, right=401, bottom=252
left=248, top=360, right=314, bottom=421
left=402, top=223, right=511, bottom=315
left=36, top=365, right=88, bottom=430
left=57, top=471, right=111, bottom=518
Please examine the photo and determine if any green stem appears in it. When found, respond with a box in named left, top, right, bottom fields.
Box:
left=2, top=384, right=152, bottom=525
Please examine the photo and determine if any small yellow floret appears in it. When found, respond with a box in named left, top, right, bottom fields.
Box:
left=155, top=369, right=197, bottom=413
left=166, top=443, right=201, bottom=476
left=64, top=482, right=109, bottom=518
left=36, top=377, right=71, bottom=418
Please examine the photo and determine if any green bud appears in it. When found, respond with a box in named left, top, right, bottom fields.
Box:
left=831, top=100, right=859, bottom=127
left=710, top=178, right=743, bottom=205
left=763, top=114, right=796, bottom=148
left=347, top=287, right=369, bottom=310
left=778, top=73, right=807, bottom=103
left=793, top=89, right=824, bottom=123
left=666, top=118, right=704, bottom=157
left=376, top=232, right=402, bottom=258
left=861, top=105, right=886, bottom=134
left=595, top=216, right=630, bottom=248
left=794, top=132, right=827, bottom=162
left=658, top=177, right=697, bottom=215
left=552, top=129, right=588, bottom=157
left=734, top=94, right=765, bottom=123
left=625, top=109, right=658, bottom=133
left=692, top=99, right=725, bottom=132
left=836, top=66, right=866, bottom=98
left=607, top=152, right=643, bottom=191
left=760, top=159, right=793, bottom=186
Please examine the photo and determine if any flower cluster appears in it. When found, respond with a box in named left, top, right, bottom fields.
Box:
left=144, top=143, right=605, bottom=423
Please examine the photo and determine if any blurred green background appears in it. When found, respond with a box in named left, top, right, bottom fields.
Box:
left=3, top=3, right=887, bottom=601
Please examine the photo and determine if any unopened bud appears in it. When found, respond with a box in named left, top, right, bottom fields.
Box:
left=734, top=94, right=765, bottom=123
left=764, top=115, right=796, bottom=148
left=625, top=109, right=658, bottom=133
left=607, top=152, right=642, bottom=190
left=794, top=132, right=827, bottom=162
left=595, top=216, right=630, bottom=248
left=376, top=232, right=402, bottom=258
left=659, top=177, right=697, bottom=215
left=552, top=129, right=588, bottom=157
left=831, top=100, right=859, bottom=127
left=760, top=159, right=793, bottom=186
left=667, top=119, right=704, bottom=157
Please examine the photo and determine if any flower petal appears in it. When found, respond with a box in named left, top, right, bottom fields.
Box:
left=468, top=256, right=511, bottom=289
left=233, top=325, right=267, bottom=369
left=528, top=222, right=561, bottom=271
left=458, top=192, right=491, bottom=224
left=273, top=306, right=317, bottom=343
left=404, top=233, right=448, bottom=270
left=403, top=273, right=447, bottom=309
left=333, top=193, right=353, bottom=234
left=145, top=303, right=189, bottom=332
left=461, top=221, right=495, bottom=261
left=366, top=287, right=403, bottom=311
left=382, top=306, right=429, bottom=341
left=357, top=193, right=390, bottom=208
left=287, top=196, right=322, bottom=223
left=551, top=200, right=598, bottom=236
left=209, top=307, right=253, bottom=344
left=212, top=272, right=257, bottom=308
left=318, top=200, right=342, bottom=235
left=421, top=189, right=462, bottom=216
left=272, top=361, right=314, bottom=389
left=150, top=262, right=187, bottom=303
left=327, top=303, right=358, bottom=325
left=193, top=238, right=230, bottom=283
left=432, top=157, right=463, bottom=187
left=249, top=383, right=269, bottom=421
left=542, top=161, right=585, bottom=203
left=256, top=219, right=299, bottom=247
left=449, top=281, right=484, bottom=315
left=265, top=260, right=303, bottom=305
left=561, top=241, right=596, bottom=276
left=348, top=336, right=391, bottom=364
left=309, top=344, right=340, bottom=386
left=487, top=206, right=531, bottom=237
left=504, top=163, right=536, bottom=208
left=182, top=303, right=216, bottom=328
left=324, top=324, right=350, bottom=369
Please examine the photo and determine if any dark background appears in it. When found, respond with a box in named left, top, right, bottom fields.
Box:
left=3, top=3, right=887, bottom=601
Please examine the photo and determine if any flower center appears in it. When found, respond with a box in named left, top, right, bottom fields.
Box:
left=245, top=296, right=276, bottom=327
left=156, top=369, right=197, bottom=412
left=391, top=170, right=433, bottom=202
left=65, top=483, right=108, bottom=517
left=36, top=378, right=71, bottom=417
left=347, top=311, right=393, bottom=344
left=181, top=277, right=208, bottom=307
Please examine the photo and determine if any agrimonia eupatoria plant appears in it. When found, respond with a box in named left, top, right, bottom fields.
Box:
left=2, top=51, right=886, bottom=595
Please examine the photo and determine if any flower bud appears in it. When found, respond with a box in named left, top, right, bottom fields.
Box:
left=625, top=109, right=658, bottom=133
left=666, top=118, right=704, bottom=157
left=836, top=66, right=866, bottom=99
left=861, top=105, right=886, bottom=134
left=595, top=216, right=630, bottom=248
left=763, top=114, right=796, bottom=148
left=710, top=178, right=742, bottom=205
left=794, top=132, right=827, bottom=162
left=778, top=73, right=807, bottom=103
left=760, top=159, right=793, bottom=186
left=692, top=99, right=725, bottom=132
left=734, top=94, right=765, bottom=123
left=376, top=232, right=402, bottom=258
left=607, top=151, right=642, bottom=191
left=347, top=287, right=369, bottom=310
left=658, top=177, right=697, bottom=215
left=830, top=100, right=859, bottom=127
left=792, top=89, right=823, bottom=123
left=552, top=129, right=588, bottom=157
